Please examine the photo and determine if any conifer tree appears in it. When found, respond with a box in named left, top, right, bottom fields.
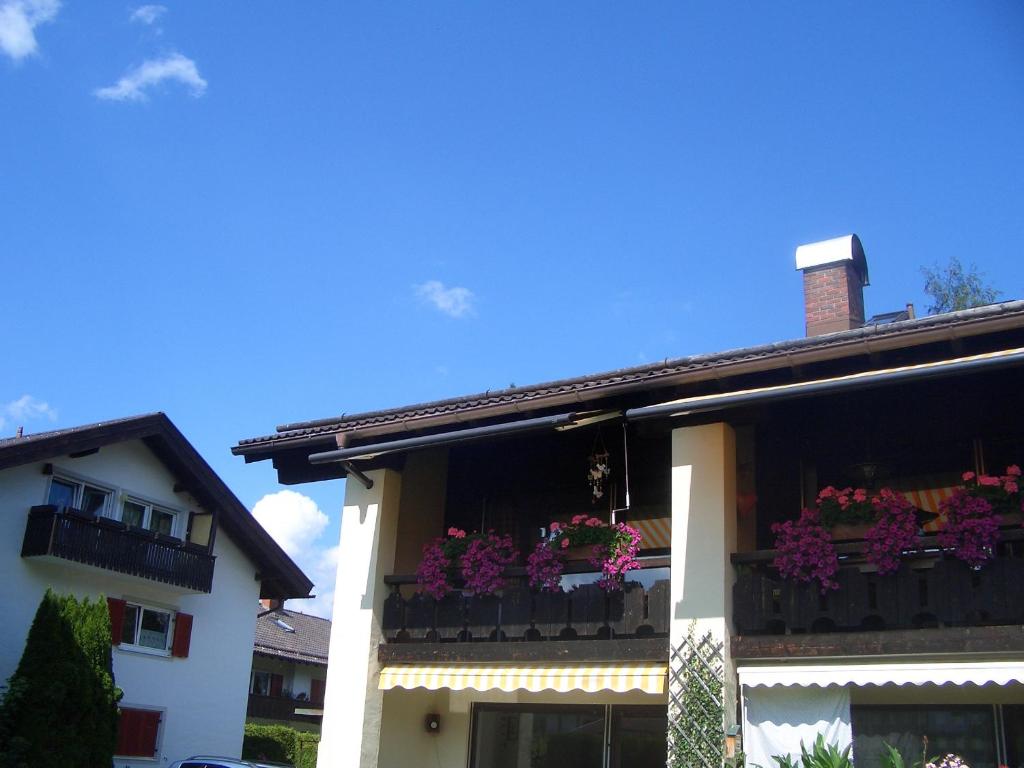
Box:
left=0, top=590, right=120, bottom=768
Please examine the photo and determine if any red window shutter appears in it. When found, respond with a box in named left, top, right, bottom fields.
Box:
left=116, top=708, right=162, bottom=757
left=107, top=598, right=126, bottom=645
left=171, top=612, right=193, bottom=658
left=310, top=678, right=326, bottom=704
left=270, top=673, right=284, bottom=697
left=139, top=710, right=161, bottom=756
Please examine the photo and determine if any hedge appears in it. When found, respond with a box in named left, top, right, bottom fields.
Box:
left=243, top=723, right=319, bottom=768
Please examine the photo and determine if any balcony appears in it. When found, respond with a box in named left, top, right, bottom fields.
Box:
left=379, top=559, right=671, bottom=663
left=21, top=505, right=216, bottom=593
left=732, top=528, right=1024, bottom=657
left=246, top=693, right=323, bottom=723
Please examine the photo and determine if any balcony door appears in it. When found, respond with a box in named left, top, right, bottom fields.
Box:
left=469, top=703, right=666, bottom=768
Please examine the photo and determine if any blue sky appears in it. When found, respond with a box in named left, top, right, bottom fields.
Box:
left=2, top=1, right=1022, bottom=616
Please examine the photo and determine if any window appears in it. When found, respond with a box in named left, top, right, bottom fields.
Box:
left=115, top=707, right=162, bottom=758
left=251, top=670, right=272, bottom=696
left=852, top=705, right=997, bottom=768
left=250, top=670, right=284, bottom=697
left=470, top=704, right=667, bottom=768
left=121, top=497, right=178, bottom=536
left=120, top=602, right=173, bottom=653
left=47, top=476, right=112, bottom=516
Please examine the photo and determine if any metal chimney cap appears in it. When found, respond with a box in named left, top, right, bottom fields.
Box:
left=795, top=234, right=869, bottom=286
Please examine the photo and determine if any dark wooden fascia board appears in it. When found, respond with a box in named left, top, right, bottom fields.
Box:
left=377, top=637, right=669, bottom=665
left=732, top=625, right=1024, bottom=661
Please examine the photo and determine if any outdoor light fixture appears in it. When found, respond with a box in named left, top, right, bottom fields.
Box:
left=424, top=713, right=441, bottom=734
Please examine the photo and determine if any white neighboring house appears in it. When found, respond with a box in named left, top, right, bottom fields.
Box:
left=0, top=413, right=313, bottom=768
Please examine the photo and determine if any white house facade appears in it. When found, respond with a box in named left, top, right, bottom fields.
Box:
left=0, top=414, right=312, bottom=768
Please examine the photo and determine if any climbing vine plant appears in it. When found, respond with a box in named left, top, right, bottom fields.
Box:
left=668, top=622, right=725, bottom=768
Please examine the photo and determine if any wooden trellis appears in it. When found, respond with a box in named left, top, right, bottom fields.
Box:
left=667, top=627, right=724, bottom=768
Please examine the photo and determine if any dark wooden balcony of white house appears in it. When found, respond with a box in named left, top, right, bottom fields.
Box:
left=21, top=504, right=215, bottom=593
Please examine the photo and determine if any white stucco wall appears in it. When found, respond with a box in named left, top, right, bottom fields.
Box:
left=0, top=441, right=262, bottom=768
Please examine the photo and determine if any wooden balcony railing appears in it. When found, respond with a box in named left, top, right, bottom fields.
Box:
left=732, top=528, right=1024, bottom=636
left=21, top=505, right=216, bottom=593
left=381, top=558, right=671, bottom=648
left=246, top=694, right=322, bottom=722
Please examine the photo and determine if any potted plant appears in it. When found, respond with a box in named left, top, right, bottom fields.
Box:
left=936, top=466, right=1020, bottom=568
left=415, top=528, right=518, bottom=599
left=527, top=514, right=642, bottom=592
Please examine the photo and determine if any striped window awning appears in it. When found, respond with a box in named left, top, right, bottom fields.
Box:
left=378, top=663, right=666, bottom=695
left=738, top=661, right=1024, bottom=688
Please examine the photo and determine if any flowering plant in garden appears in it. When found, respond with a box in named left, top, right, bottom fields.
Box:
left=526, top=514, right=643, bottom=592
left=771, top=507, right=840, bottom=592
left=415, top=528, right=518, bottom=599
left=925, top=755, right=971, bottom=768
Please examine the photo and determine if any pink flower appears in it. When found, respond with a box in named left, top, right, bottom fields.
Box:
left=962, top=471, right=976, bottom=482
left=447, top=527, right=466, bottom=538
left=853, top=489, right=867, bottom=503
left=561, top=538, right=570, bottom=549
left=1007, top=465, right=1021, bottom=477
left=585, top=517, right=602, bottom=527
left=1005, top=481, right=1018, bottom=494
left=549, top=522, right=561, bottom=532
left=571, top=514, right=588, bottom=524
left=979, top=475, right=1001, bottom=487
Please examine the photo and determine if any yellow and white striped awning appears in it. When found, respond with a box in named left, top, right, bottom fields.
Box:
left=378, top=663, right=666, bottom=695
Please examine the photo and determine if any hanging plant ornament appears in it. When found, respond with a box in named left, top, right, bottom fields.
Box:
left=588, top=433, right=611, bottom=503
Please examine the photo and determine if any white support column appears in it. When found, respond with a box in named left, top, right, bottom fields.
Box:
left=670, top=422, right=738, bottom=723
left=318, top=469, right=402, bottom=768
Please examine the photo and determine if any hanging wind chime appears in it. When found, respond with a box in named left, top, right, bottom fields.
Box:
left=588, top=432, right=611, bottom=503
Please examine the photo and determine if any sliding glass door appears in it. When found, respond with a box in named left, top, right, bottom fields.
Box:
left=469, top=704, right=666, bottom=768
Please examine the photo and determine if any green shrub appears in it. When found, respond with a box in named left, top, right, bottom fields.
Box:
left=243, top=723, right=320, bottom=768
left=0, top=590, right=121, bottom=768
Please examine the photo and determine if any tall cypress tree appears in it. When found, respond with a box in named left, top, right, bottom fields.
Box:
left=0, top=590, right=121, bottom=768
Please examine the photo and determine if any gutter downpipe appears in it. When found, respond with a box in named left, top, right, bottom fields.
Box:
left=624, top=348, right=1024, bottom=422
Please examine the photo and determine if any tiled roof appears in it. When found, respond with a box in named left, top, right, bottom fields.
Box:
left=234, top=301, right=1024, bottom=455
left=254, top=605, right=330, bottom=666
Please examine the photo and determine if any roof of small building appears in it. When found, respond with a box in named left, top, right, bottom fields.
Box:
left=234, top=300, right=1024, bottom=459
left=0, top=412, right=313, bottom=600
left=254, top=604, right=330, bottom=666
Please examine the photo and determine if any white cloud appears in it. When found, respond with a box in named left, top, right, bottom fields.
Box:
left=0, top=0, right=59, bottom=61
left=415, top=280, right=476, bottom=318
left=0, top=394, right=57, bottom=432
left=252, top=490, right=337, bottom=618
left=94, top=52, right=207, bottom=102
left=130, top=4, right=166, bottom=25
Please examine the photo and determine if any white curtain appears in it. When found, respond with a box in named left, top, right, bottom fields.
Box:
left=741, top=685, right=852, bottom=768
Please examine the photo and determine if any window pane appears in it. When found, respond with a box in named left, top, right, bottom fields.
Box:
left=138, top=609, right=170, bottom=650
left=610, top=707, right=667, bottom=768
left=47, top=479, right=77, bottom=508
left=149, top=509, right=174, bottom=536
left=851, top=705, right=996, bottom=768
left=471, top=705, right=604, bottom=768
left=252, top=671, right=271, bottom=696
left=81, top=486, right=109, bottom=515
left=122, top=501, right=146, bottom=528
left=121, top=604, right=140, bottom=645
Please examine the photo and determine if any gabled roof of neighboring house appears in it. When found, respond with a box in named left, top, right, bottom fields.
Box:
left=254, top=605, right=330, bottom=666
left=0, top=413, right=313, bottom=600
left=234, top=300, right=1024, bottom=461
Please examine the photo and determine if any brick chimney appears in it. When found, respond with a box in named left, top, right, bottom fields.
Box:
left=260, top=598, right=282, bottom=612
left=796, top=234, right=869, bottom=336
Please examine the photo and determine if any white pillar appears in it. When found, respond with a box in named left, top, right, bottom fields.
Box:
left=318, top=469, right=402, bottom=768
left=670, top=422, right=738, bottom=723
